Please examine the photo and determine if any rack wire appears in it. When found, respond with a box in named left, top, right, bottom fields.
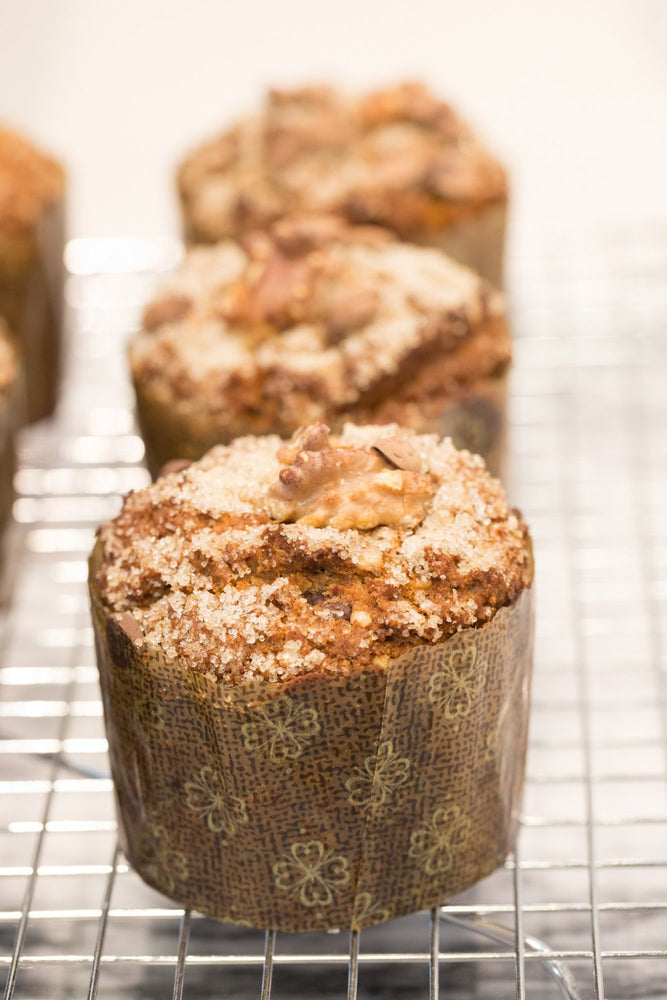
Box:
left=1, top=231, right=666, bottom=999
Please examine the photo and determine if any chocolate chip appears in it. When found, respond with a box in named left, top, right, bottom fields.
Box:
left=303, top=591, right=352, bottom=620
left=324, top=600, right=352, bottom=620
left=372, top=436, right=422, bottom=472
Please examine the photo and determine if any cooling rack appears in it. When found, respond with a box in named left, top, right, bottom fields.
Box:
left=1, top=230, right=666, bottom=999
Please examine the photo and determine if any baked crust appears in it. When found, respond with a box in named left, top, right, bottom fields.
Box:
left=0, top=126, right=65, bottom=421
left=96, top=424, right=533, bottom=685
left=178, top=82, right=507, bottom=254
left=0, top=126, right=64, bottom=239
left=130, top=219, right=510, bottom=474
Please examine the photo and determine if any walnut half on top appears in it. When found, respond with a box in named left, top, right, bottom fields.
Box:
left=265, top=423, right=434, bottom=530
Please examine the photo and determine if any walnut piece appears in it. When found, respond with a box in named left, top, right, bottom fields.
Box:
left=325, top=285, right=379, bottom=342
left=143, top=294, right=192, bottom=331
left=372, top=435, right=422, bottom=472
left=272, top=214, right=345, bottom=257
left=266, top=425, right=434, bottom=529
left=217, top=243, right=317, bottom=329
left=112, top=612, right=144, bottom=645
left=277, top=422, right=331, bottom=464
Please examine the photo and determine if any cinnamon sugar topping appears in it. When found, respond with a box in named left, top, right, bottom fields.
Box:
left=130, top=221, right=509, bottom=441
left=96, top=425, right=533, bottom=685
left=178, top=82, right=507, bottom=245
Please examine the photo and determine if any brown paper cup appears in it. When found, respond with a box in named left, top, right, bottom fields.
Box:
left=415, top=201, right=507, bottom=290
left=0, top=366, right=22, bottom=537
left=0, top=195, right=65, bottom=423
left=90, top=541, right=533, bottom=931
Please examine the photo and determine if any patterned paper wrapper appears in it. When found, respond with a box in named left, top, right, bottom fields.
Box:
left=412, top=200, right=507, bottom=290
left=0, top=363, right=23, bottom=537
left=134, top=368, right=508, bottom=483
left=89, top=543, right=533, bottom=932
left=0, top=194, right=65, bottom=423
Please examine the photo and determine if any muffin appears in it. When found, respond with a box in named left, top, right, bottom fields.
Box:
left=0, top=125, right=65, bottom=422
left=89, top=423, right=534, bottom=932
left=178, top=82, right=507, bottom=287
left=0, top=320, right=22, bottom=539
left=130, top=217, right=510, bottom=479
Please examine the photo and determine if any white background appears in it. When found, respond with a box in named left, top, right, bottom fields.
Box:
left=1, top=0, right=666, bottom=253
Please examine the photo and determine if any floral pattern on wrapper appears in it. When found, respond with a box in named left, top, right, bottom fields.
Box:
left=352, top=891, right=391, bottom=928
left=345, top=739, right=411, bottom=810
left=241, top=695, right=321, bottom=762
left=427, top=646, right=487, bottom=724
left=184, top=765, right=248, bottom=840
left=408, top=803, right=473, bottom=877
left=140, top=822, right=189, bottom=895
left=273, top=841, right=351, bottom=908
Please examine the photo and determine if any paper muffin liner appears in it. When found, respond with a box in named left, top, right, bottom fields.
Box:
left=0, top=364, right=23, bottom=536
left=134, top=368, right=508, bottom=482
left=89, top=541, right=533, bottom=932
left=415, top=201, right=507, bottom=290
left=0, top=195, right=65, bottom=423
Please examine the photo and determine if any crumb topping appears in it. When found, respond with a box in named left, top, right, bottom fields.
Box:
left=129, top=218, right=509, bottom=438
left=96, top=424, right=533, bottom=685
left=178, top=81, right=507, bottom=243
left=0, top=126, right=64, bottom=234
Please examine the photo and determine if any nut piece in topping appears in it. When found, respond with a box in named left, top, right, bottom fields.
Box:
left=277, top=422, right=331, bottom=464
left=272, top=214, right=345, bottom=257
left=217, top=242, right=317, bottom=329
left=265, top=424, right=434, bottom=530
left=372, top=435, right=422, bottom=472
left=143, top=294, right=192, bottom=331
left=159, top=458, right=193, bottom=478
left=112, top=612, right=144, bottom=646
left=325, top=285, right=379, bottom=342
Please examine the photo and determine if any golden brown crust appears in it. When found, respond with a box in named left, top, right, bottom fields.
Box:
left=0, top=126, right=64, bottom=236
left=178, top=82, right=507, bottom=245
left=96, top=424, right=533, bottom=685
left=130, top=221, right=510, bottom=462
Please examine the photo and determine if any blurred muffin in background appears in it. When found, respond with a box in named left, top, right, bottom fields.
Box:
left=178, top=81, right=508, bottom=287
left=130, top=216, right=510, bottom=478
left=0, top=126, right=65, bottom=422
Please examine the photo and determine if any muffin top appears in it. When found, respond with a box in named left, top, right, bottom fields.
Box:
left=130, top=217, right=509, bottom=437
left=178, top=81, right=507, bottom=243
left=0, top=126, right=64, bottom=235
left=95, top=423, right=532, bottom=685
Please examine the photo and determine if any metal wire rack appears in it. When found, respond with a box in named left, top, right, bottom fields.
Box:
left=1, top=230, right=666, bottom=999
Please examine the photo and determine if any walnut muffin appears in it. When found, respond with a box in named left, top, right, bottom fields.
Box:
left=0, top=125, right=65, bottom=422
left=178, top=81, right=507, bottom=287
left=130, top=217, right=510, bottom=478
left=90, top=423, right=534, bottom=931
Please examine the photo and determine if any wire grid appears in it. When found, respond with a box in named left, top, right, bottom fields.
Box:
left=0, top=231, right=666, bottom=999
